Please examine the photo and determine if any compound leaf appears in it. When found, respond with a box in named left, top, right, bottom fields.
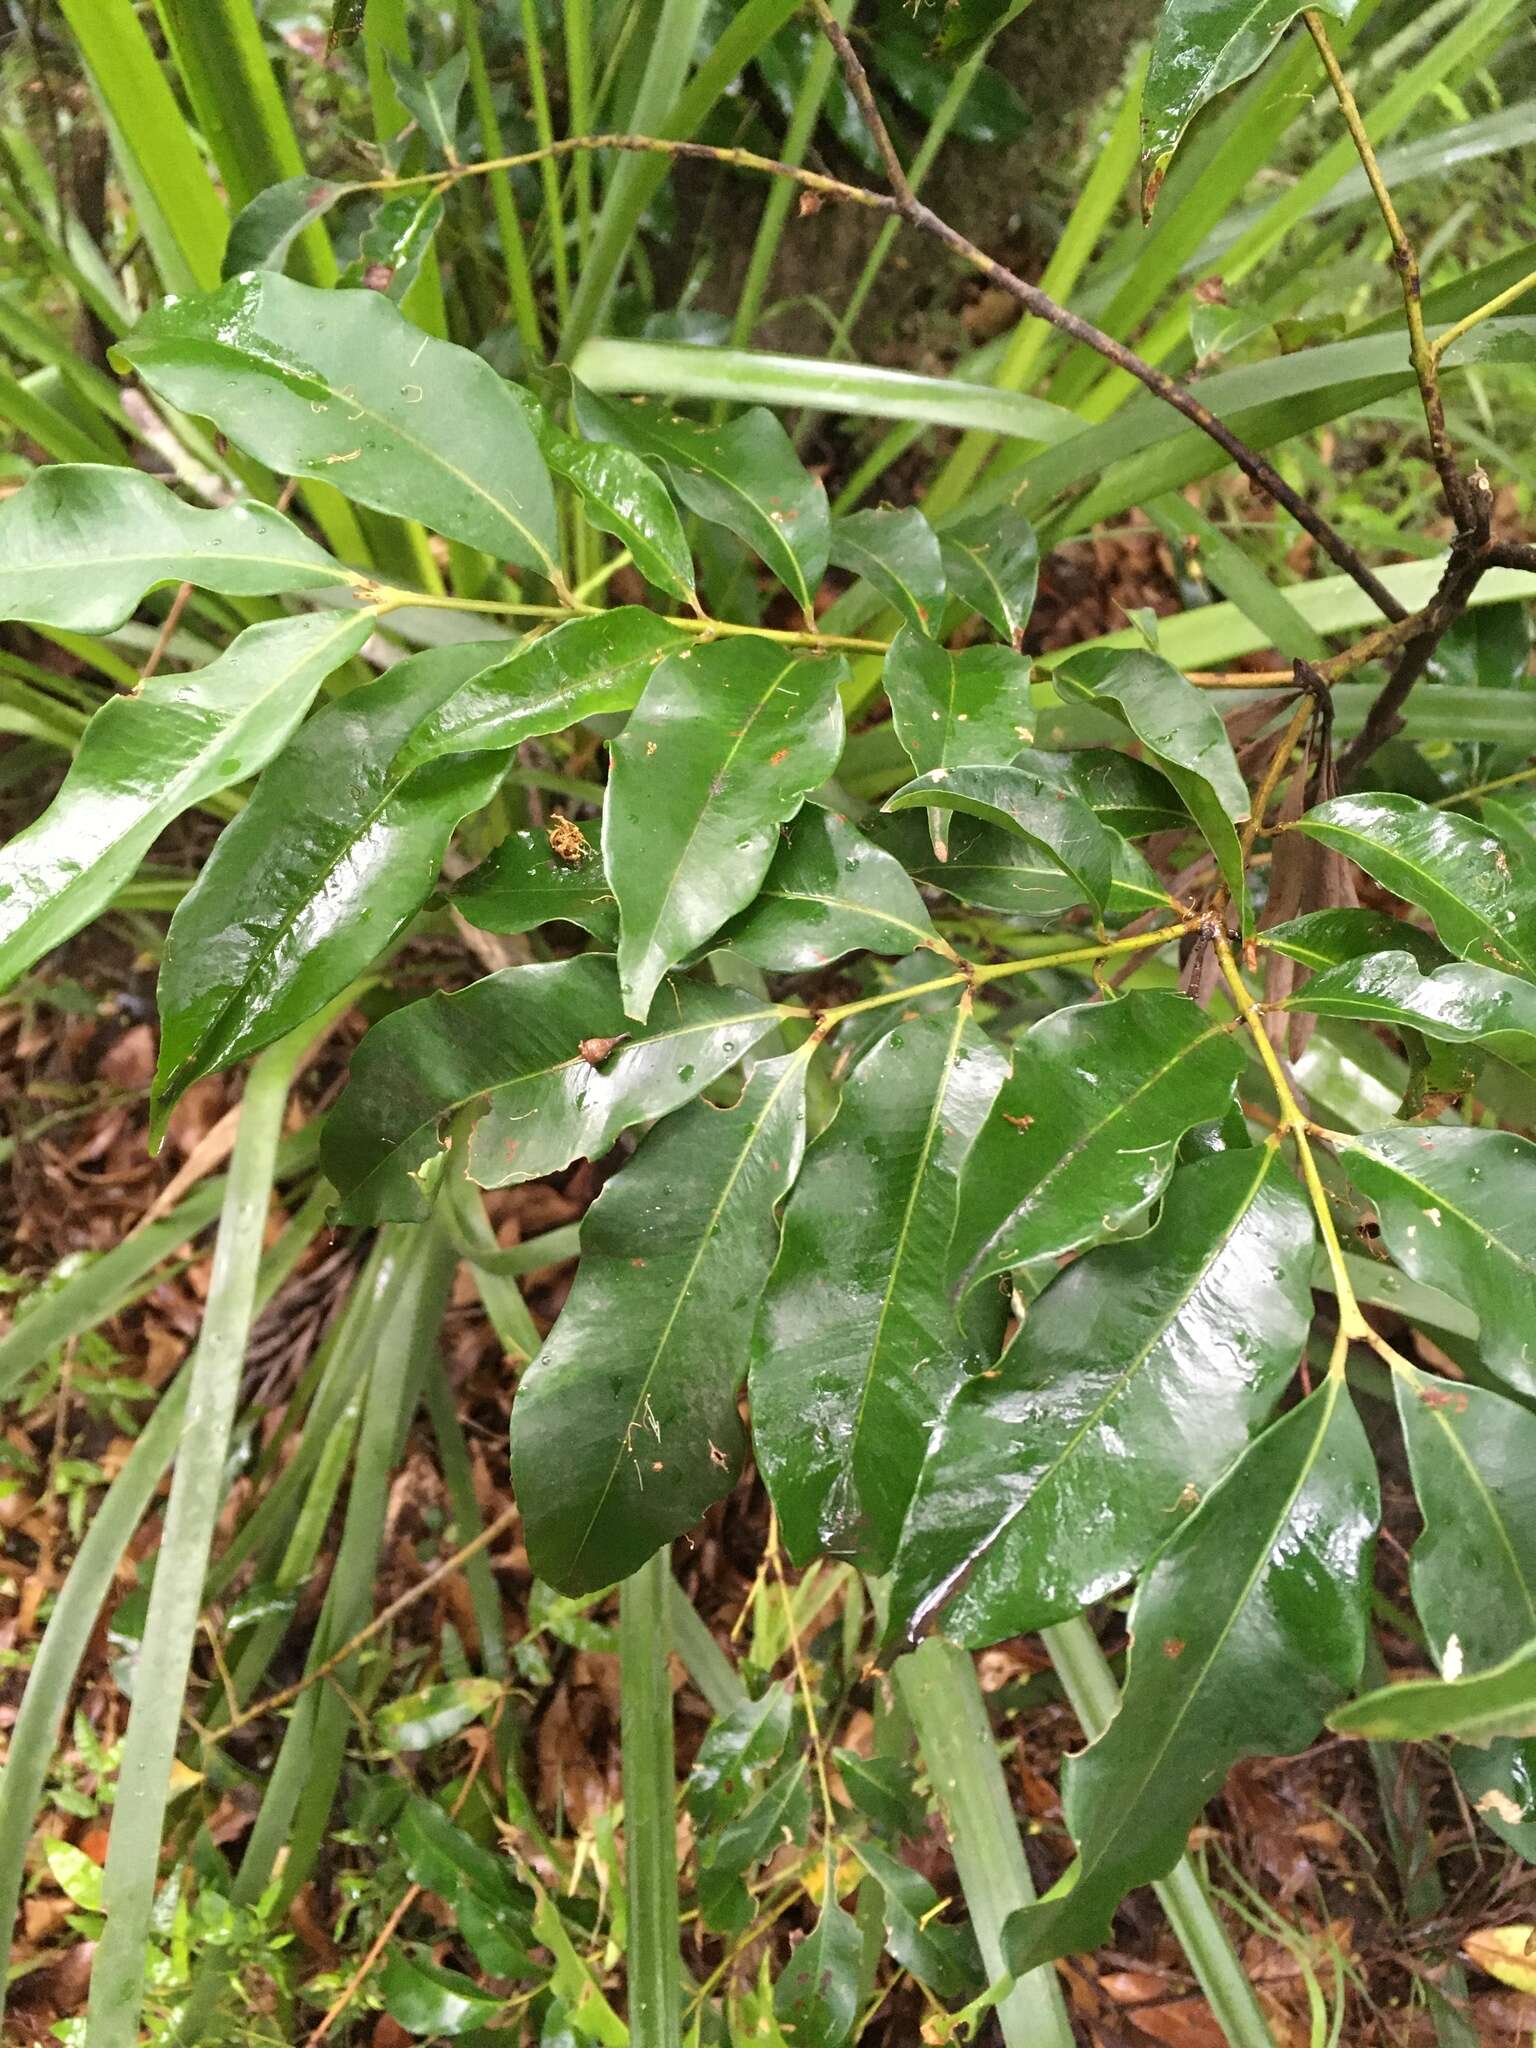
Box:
left=883, top=628, right=1035, bottom=781
left=1058, top=647, right=1250, bottom=918
left=718, top=808, right=937, bottom=970
left=0, top=610, right=373, bottom=996
left=605, top=640, right=846, bottom=1021
left=1293, top=952, right=1536, bottom=1068
left=1143, top=1, right=1362, bottom=210
left=1295, top=792, right=1536, bottom=980
left=885, top=761, right=1113, bottom=912
left=752, top=1008, right=1007, bottom=1570
left=454, top=830, right=618, bottom=944
left=1004, top=1383, right=1376, bottom=1972
left=322, top=955, right=786, bottom=1223
left=953, top=992, right=1246, bottom=1295
left=1340, top=1126, right=1536, bottom=1397
left=573, top=385, right=829, bottom=616
left=152, top=640, right=512, bottom=1135
left=395, top=608, right=689, bottom=773
left=1395, top=1374, right=1536, bottom=1678
left=510, top=1051, right=811, bottom=1593
left=115, top=272, right=560, bottom=575
left=829, top=507, right=945, bottom=637
left=1332, top=1639, right=1536, bottom=1747
left=938, top=505, right=1039, bottom=645
left=0, top=465, right=353, bottom=631
left=889, top=1145, right=1314, bottom=1645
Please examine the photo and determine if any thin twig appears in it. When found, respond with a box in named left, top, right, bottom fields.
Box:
left=363, top=127, right=1407, bottom=625
left=205, top=1502, right=520, bottom=1745
left=1303, top=12, right=1471, bottom=534
left=138, top=580, right=193, bottom=686
left=807, top=0, right=913, bottom=206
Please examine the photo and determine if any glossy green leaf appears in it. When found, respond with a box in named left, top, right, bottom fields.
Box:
left=752, top=1008, right=1007, bottom=1570
left=938, top=506, right=1039, bottom=646
left=885, top=761, right=1113, bottom=913
left=1332, top=1638, right=1536, bottom=1746
left=828, top=507, right=945, bottom=637
left=1293, top=952, right=1536, bottom=1068
left=854, top=1840, right=985, bottom=2003
left=223, top=174, right=364, bottom=278
left=1455, top=1740, right=1536, bottom=1857
left=322, top=954, right=786, bottom=1224
left=152, top=641, right=512, bottom=1134
left=395, top=608, right=689, bottom=773
left=605, top=640, right=846, bottom=1020
left=1425, top=601, right=1533, bottom=694
left=1262, top=907, right=1450, bottom=972
left=773, top=1876, right=862, bottom=2048
left=375, top=1676, right=501, bottom=1752
left=874, top=31, right=1032, bottom=145
left=1295, top=793, right=1536, bottom=980
left=1058, top=647, right=1250, bottom=914
left=716, top=807, right=937, bottom=970
left=573, top=384, right=829, bottom=616
left=1340, top=1127, right=1536, bottom=1397
left=1395, top=1374, right=1536, bottom=1680
left=0, top=610, right=373, bottom=996
left=953, top=992, right=1247, bottom=1295
left=386, top=48, right=469, bottom=159
left=1005, top=1383, right=1376, bottom=1972
left=1143, top=0, right=1361, bottom=208
left=832, top=1752, right=924, bottom=1838
left=539, top=426, right=695, bottom=603
left=1050, top=748, right=1188, bottom=838
left=883, top=628, right=1035, bottom=785
left=0, top=465, right=353, bottom=630
left=115, top=273, right=560, bottom=575
left=454, top=830, right=618, bottom=943
left=690, top=1687, right=809, bottom=1933
left=930, top=0, right=1037, bottom=58
left=888, top=1146, right=1314, bottom=1646
left=873, top=811, right=1164, bottom=924
left=511, top=1051, right=810, bottom=1594
left=380, top=1948, right=501, bottom=2037
left=337, top=190, right=444, bottom=302
left=398, top=1797, right=537, bottom=1979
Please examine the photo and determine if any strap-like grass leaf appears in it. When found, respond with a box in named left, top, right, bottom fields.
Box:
left=1296, top=792, right=1536, bottom=979
left=0, top=464, right=353, bottom=630
left=454, top=830, right=618, bottom=943
left=1058, top=647, right=1251, bottom=918
left=152, top=641, right=515, bottom=1135
left=0, top=610, right=373, bottom=996
left=322, top=954, right=786, bottom=1223
left=829, top=507, right=945, bottom=637
left=751, top=1008, right=1007, bottom=1570
left=884, top=761, right=1113, bottom=911
left=953, top=992, right=1246, bottom=1294
left=1294, top=952, right=1536, bottom=1067
left=115, top=272, right=560, bottom=575
left=716, top=807, right=937, bottom=969
left=1340, top=1126, right=1536, bottom=1396
left=511, top=1051, right=810, bottom=1593
left=605, top=640, right=846, bottom=1021
left=394, top=608, right=690, bottom=772
left=1005, top=1383, right=1376, bottom=1972
left=1143, top=0, right=1361, bottom=209
left=939, top=506, right=1039, bottom=646
left=572, top=383, right=829, bottom=617
left=883, top=628, right=1036, bottom=777
left=888, top=1146, right=1314, bottom=1646
left=1331, top=1638, right=1536, bottom=1746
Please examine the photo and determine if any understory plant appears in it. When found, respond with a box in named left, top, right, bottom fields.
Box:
left=2, top=0, right=1536, bottom=2042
